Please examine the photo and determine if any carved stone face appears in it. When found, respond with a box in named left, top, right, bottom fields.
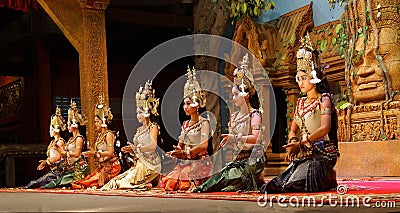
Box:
left=348, top=0, right=400, bottom=104
left=351, top=27, right=400, bottom=103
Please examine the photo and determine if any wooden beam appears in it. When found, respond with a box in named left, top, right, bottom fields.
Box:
left=36, top=0, right=83, bottom=51
left=106, top=8, right=193, bottom=29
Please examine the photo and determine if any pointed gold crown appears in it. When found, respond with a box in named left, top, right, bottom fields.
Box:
left=296, top=33, right=316, bottom=74
left=50, top=106, right=66, bottom=131
left=233, top=53, right=255, bottom=95
left=184, top=66, right=206, bottom=108
left=95, top=94, right=113, bottom=126
left=68, top=100, right=86, bottom=127
left=296, top=33, right=322, bottom=84
left=136, top=80, right=160, bottom=116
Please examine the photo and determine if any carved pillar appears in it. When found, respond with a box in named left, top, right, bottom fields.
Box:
left=36, top=0, right=110, bottom=171
left=78, top=1, right=110, bottom=171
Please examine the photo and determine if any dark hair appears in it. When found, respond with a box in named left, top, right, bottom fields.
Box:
left=59, top=129, right=70, bottom=142
left=77, top=123, right=88, bottom=152
left=315, top=71, right=338, bottom=148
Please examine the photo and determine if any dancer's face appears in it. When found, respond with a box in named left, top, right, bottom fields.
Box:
left=136, top=107, right=146, bottom=123
left=232, top=86, right=246, bottom=107
left=67, top=124, right=77, bottom=133
left=94, top=116, right=102, bottom=130
left=296, top=71, right=315, bottom=94
left=183, top=97, right=198, bottom=116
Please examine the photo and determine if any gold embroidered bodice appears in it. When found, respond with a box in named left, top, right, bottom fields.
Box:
left=294, top=94, right=330, bottom=142
left=65, top=135, right=84, bottom=165
left=132, top=123, right=161, bottom=172
left=47, top=138, right=64, bottom=164
left=95, top=131, right=115, bottom=162
left=229, top=109, right=260, bottom=150
left=179, top=117, right=209, bottom=149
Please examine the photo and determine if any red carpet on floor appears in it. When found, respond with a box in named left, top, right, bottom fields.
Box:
left=1, top=179, right=399, bottom=204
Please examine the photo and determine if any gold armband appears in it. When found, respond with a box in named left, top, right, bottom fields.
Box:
left=321, top=107, right=331, bottom=115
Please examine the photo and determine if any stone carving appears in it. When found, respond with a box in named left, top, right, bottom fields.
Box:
left=337, top=101, right=400, bottom=142
left=309, top=20, right=346, bottom=83
left=225, top=3, right=314, bottom=88
left=80, top=3, right=110, bottom=158
left=0, top=80, right=22, bottom=119
left=336, top=0, right=400, bottom=142
left=341, top=0, right=400, bottom=104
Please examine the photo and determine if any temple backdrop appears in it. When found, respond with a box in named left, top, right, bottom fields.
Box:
left=258, top=0, right=345, bottom=26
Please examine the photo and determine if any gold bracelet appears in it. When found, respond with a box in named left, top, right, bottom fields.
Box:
left=289, top=137, right=299, bottom=143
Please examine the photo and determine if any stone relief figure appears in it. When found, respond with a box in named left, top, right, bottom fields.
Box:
left=342, top=0, right=400, bottom=104
left=385, top=118, right=397, bottom=140
left=367, top=121, right=381, bottom=141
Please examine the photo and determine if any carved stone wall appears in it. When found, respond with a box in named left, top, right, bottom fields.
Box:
left=338, top=101, right=400, bottom=142
left=225, top=3, right=314, bottom=89
left=0, top=79, right=22, bottom=119
left=309, top=20, right=345, bottom=83
left=341, top=0, right=400, bottom=104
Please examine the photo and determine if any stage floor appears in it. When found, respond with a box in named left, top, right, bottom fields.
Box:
left=1, top=178, right=399, bottom=212
left=0, top=192, right=399, bottom=212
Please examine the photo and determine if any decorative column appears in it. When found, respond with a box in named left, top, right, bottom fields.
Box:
left=78, top=1, right=110, bottom=171
left=36, top=0, right=110, bottom=171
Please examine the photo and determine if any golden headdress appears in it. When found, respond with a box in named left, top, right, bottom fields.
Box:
left=184, top=66, right=206, bottom=108
left=136, top=80, right=159, bottom=117
left=95, top=95, right=113, bottom=128
left=50, top=106, right=66, bottom=132
left=68, top=100, right=86, bottom=127
left=233, top=53, right=255, bottom=96
left=296, top=33, right=321, bottom=84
